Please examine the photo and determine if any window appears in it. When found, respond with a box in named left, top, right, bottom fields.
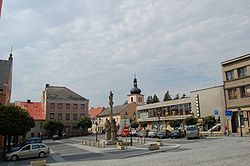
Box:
left=73, top=104, right=78, bottom=109
left=58, top=113, right=62, bottom=121
left=58, top=103, right=63, bottom=109
left=73, top=113, right=77, bottom=120
left=238, top=67, right=247, bottom=79
left=131, top=97, right=134, bottom=102
left=240, top=85, right=250, bottom=98
left=40, top=144, right=46, bottom=148
left=228, top=88, right=237, bottom=99
left=66, top=113, right=70, bottom=121
left=21, top=145, right=30, bottom=151
left=80, top=113, right=85, bottom=118
left=32, top=145, right=40, bottom=149
left=138, top=97, right=142, bottom=103
left=50, top=103, right=55, bottom=109
left=225, top=70, right=234, bottom=81
left=81, top=104, right=85, bottom=109
left=66, top=103, right=70, bottom=109
left=50, top=113, right=54, bottom=119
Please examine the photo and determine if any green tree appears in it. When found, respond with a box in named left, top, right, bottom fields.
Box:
left=146, top=96, right=153, bottom=104
left=44, top=120, right=64, bottom=137
left=204, top=116, right=216, bottom=130
left=75, top=117, right=92, bottom=132
left=181, top=94, right=187, bottom=99
left=184, top=117, right=198, bottom=126
left=163, top=91, right=172, bottom=101
left=152, top=94, right=160, bottom=103
left=169, top=120, right=181, bottom=128
left=130, top=121, right=139, bottom=129
left=174, top=94, right=180, bottom=100
left=140, top=121, right=148, bottom=130
left=0, top=105, right=35, bottom=155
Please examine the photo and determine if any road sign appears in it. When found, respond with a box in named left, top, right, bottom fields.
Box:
left=214, top=110, right=219, bottom=120
left=225, top=110, right=233, bottom=117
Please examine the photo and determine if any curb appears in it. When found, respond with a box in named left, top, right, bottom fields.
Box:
left=120, top=144, right=180, bottom=159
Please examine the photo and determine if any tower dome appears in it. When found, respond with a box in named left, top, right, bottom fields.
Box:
left=130, top=76, right=141, bottom=94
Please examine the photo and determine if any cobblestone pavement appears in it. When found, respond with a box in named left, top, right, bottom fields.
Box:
left=49, top=136, right=250, bottom=166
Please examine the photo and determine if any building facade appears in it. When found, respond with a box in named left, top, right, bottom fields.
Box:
left=15, top=100, right=45, bottom=138
left=42, top=84, right=89, bottom=134
left=0, top=54, right=13, bottom=106
left=137, top=98, right=192, bottom=130
left=88, top=107, right=105, bottom=133
left=98, top=103, right=137, bottom=133
left=190, top=85, right=226, bottom=131
left=0, top=53, right=13, bottom=147
left=221, top=53, right=250, bottom=134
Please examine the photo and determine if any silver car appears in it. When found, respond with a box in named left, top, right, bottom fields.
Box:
left=186, top=125, right=199, bottom=139
left=5, top=143, right=50, bottom=161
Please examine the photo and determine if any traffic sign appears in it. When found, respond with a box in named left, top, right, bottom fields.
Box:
left=214, top=110, right=219, bottom=120
left=225, top=110, right=233, bottom=117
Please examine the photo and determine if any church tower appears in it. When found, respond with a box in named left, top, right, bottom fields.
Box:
left=127, top=75, right=144, bottom=105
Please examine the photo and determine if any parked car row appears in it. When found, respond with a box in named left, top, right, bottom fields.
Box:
left=5, top=137, right=50, bottom=161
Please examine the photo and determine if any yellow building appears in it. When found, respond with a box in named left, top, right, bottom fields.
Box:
left=221, top=53, right=250, bottom=135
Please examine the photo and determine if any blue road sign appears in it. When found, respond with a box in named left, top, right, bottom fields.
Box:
left=214, top=110, right=219, bottom=116
left=225, top=110, right=233, bottom=117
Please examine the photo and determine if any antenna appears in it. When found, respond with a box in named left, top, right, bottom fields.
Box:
left=10, top=46, right=13, bottom=55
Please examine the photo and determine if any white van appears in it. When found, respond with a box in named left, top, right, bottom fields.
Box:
left=186, top=125, right=199, bottom=139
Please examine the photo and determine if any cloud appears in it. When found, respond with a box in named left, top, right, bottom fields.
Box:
left=0, top=0, right=250, bottom=107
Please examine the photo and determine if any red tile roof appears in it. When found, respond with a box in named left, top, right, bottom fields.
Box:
left=88, top=107, right=105, bottom=118
left=15, top=101, right=45, bottom=120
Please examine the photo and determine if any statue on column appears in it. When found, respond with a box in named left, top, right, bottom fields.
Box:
left=104, top=118, right=111, bottom=140
left=111, top=118, right=118, bottom=140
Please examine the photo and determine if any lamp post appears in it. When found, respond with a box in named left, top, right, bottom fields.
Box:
left=95, top=120, right=98, bottom=142
left=157, top=110, right=161, bottom=132
left=238, top=107, right=243, bottom=137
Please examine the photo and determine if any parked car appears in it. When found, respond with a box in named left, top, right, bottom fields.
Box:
left=208, top=123, right=221, bottom=132
left=52, top=135, right=60, bottom=140
left=5, top=143, right=50, bottom=161
left=24, top=137, right=43, bottom=144
left=157, top=130, right=171, bottom=139
left=186, top=125, right=199, bottom=139
left=137, top=130, right=148, bottom=138
left=9, top=137, right=43, bottom=152
left=148, top=131, right=157, bottom=138
left=131, top=129, right=138, bottom=137
left=171, top=129, right=185, bottom=139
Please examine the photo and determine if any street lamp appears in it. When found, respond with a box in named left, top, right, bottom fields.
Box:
left=95, top=117, right=101, bottom=142
left=157, top=110, right=161, bottom=132
left=238, top=107, right=243, bottom=137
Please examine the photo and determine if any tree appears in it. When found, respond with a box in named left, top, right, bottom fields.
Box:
left=174, top=94, right=180, bottom=100
left=74, top=117, right=92, bottom=132
left=185, top=117, right=198, bottom=126
left=152, top=94, right=160, bottom=103
left=44, top=120, right=64, bottom=137
left=140, top=121, right=148, bottom=130
left=146, top=96, right=153, bottom=104
left=130, top=121, right=139, bottom=129
left=0, top=105, right=35, bottom=155
left=169, top=120, right=181, bottom=128
left=181, top=94, right=187, bottom=99
left=163, top=91, right=172, bottom=101
left=204, top=116, right=216, bottom=130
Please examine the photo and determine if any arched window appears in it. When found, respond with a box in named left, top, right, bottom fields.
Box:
left=131, top=97, right=133, bottom=102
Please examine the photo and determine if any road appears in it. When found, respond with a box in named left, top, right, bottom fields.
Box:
left=1, top=135, right=250, bottom=166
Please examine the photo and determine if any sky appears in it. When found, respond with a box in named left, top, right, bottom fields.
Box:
left=0, top=0, right=250, bottom=108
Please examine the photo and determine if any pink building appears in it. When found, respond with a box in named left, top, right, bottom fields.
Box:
left=42, top=84, right=89, bottom=134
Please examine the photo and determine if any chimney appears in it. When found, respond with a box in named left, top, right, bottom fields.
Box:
left=27, top=99, right=31, bottom=103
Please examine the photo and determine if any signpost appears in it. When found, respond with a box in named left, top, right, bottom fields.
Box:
left=225, top=110, right=233, bottom=136
left=214, top=110, right=219, bottom=120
